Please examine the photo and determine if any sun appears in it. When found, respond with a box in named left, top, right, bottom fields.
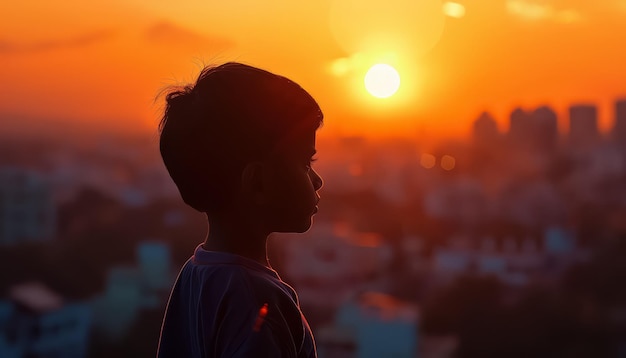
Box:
left=364, top=64, right=401, bottom=98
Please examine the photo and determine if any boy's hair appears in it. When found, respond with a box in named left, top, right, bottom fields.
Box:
left=159, top=62, right=323, bottom=213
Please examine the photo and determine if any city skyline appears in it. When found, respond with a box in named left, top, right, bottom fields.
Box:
left=2, top=1, right=626, bottom=139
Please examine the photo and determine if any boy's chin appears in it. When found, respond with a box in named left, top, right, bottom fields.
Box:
left=273, top=217, right=314, bottom=234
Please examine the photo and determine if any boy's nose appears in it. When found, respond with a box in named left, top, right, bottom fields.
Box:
left=311, top=169, right=323, bottom=191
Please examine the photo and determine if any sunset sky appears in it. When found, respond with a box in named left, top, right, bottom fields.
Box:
left=2, top=0, right=626, bottom=140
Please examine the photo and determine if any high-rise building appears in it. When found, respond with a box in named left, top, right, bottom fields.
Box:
left=317, top=292, right=418, bottom=358
left=612, top=98, right=626, bottom=143
left=531, top=106, right=558, bottom=152
left=569, top=104, right=599, bottom=147
left=0, top=282, right=91, bottom=358
left=91, top=241, right=174, bottom=342
left=0, top=168, right=56, bottom=246
left=508, top=106, right=558, bottom=152
left=508, top=107, right=531, bottom=147
left=472, top=111, right=499, bottom=143
left=137, top=241, right=173, bottom=291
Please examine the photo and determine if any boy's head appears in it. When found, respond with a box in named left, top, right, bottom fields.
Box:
left=159, top=62, right=323, bottom=233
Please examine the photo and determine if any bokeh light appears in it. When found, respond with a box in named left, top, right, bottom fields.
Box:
left=329, top=0, right=445, bottom=57
left=441, top=155, right=456, bottom=170
left=420, top=153, right=437, bottom=169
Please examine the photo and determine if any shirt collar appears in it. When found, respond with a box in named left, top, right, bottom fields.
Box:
left=192, top=244, right=280, bottom=279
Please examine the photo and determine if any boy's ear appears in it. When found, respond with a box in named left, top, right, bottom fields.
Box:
left=240, top=161, right=265, bottom=202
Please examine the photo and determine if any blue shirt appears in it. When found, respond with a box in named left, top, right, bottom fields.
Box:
left=157, top=244, right=317, bottom=358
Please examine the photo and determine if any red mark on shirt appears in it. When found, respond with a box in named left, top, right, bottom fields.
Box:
left=253, top=303, right=269, bottom=332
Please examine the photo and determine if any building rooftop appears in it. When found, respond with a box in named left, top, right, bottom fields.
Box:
left=356, top=292, right=419, bottom=322
left=9, top=282, right=63, bottom=313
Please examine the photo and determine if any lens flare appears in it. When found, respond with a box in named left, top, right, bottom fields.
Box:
left=329, top=0, right=445, bottom=56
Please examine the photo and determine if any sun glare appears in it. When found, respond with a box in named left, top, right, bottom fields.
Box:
left=364, top=64, right=401, bottom=98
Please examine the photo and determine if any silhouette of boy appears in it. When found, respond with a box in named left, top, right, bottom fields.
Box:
left=157, top=62, right=323, bottom=358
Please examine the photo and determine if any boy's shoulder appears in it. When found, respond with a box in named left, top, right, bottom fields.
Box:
left=182, top=245, right=297, bottom=304
left=160, top=246, right=310, bottom=358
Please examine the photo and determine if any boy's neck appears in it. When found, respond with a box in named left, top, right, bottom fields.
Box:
left=202, top=214, right=270, bottom=267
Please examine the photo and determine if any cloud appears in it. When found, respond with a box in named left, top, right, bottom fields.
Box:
left=0, top=30, right=114, bottom=55
left=145, top=21, right=233, bottom=50
left=328, top=52, right=384, bottom=77
left=329, top=55, right=361, bottom=77
left=506, top=0, right=583, bottom=23
left=443, top=2, right=466, bottom=19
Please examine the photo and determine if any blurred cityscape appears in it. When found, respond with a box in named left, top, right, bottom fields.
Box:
left=2, top=99, right=626, bottom=357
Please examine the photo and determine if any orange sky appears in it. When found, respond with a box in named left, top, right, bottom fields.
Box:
left=2, top=0, right=626, bottom=140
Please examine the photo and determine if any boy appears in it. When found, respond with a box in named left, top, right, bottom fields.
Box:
left=157, top=62, right=323, bottom=357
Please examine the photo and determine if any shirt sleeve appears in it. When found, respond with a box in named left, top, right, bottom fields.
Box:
left=201, top=270, right=298, bottom=358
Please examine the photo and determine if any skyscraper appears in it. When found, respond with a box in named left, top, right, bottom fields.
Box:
left=612, top=98, right=626, bottom=143
left=531, top=106, right=558, bottom=152
left=508, top=106, right=558, bottom=152
left=0, top=168, right=56, bottom=245
left=473, top=111, right=499, bottom=143
left=508, top=107, right=532, bottom=150
left=569, top=104, right=599, bottom=147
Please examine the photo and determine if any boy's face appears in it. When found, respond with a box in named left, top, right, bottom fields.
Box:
left=262, top=128, right=323, bottom=233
